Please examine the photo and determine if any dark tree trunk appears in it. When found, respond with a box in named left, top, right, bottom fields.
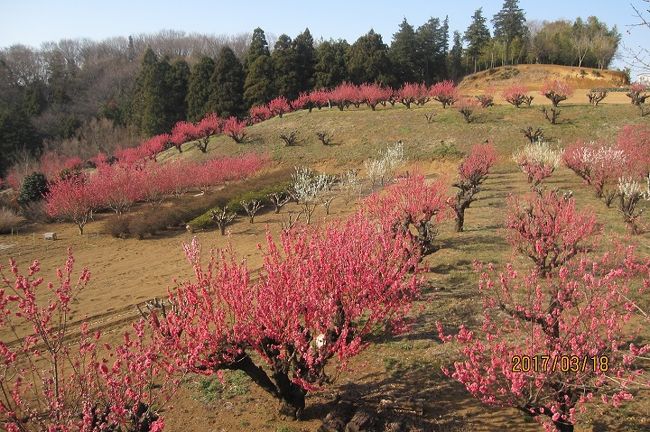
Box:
left=553, top=421, right=574, bottom=432
left=454, top=208, right=464, bottom=232
left=272, top=369, right=306, bottom=419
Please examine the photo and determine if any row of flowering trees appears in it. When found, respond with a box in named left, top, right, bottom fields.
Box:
left=510, top=124, right=650, bottom=234
left=563, top=124, right=650, bottom=233
left=247, top=81, right=460, bottom=123
left=1, top=169, right=458, bottom=429
left=45, top=152, right=268, bottom=234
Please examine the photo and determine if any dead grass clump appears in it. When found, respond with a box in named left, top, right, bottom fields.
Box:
left=0, top=207, right=23, bottom=234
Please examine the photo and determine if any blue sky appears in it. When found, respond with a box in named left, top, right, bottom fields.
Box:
left=0, top=0, right=647, bottom=72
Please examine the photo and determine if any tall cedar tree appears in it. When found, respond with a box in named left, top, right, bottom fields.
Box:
left=243, top=28, right=275, bottom=107
left=314, top=40, right=350, bottom=88
left=292, top=28, right=316, bottom=94
left=416, top=17, right=450, bottom=84
left=390, top=18, right=420, bottom=83
left=346, top=30, right=392, bottom=85
left=448, top=31, right=464, bottom=80
left=186, top=56, right=215, bottom=122
left=167, top=59, right=190, bottom=125
left=244, top=55, right=275, bottom=107
left=209, top=47, right=246, bottom=118
left=464, top=8, right=491, bottom=73
left=244, top=27, right=271, bottom=71
left=492, top=0, right=528, bottom=64
left=132, top=48, right=171, bottom=136
left=0, top=107, right=40, bottom=175
left=272, top=35, right=301, bottom=100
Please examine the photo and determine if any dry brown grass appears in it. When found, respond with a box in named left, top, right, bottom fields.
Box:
left=0, top=207, right=22, bottom=234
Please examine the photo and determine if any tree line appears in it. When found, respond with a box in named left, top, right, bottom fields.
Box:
left=0, top=0, right=621, bottom=175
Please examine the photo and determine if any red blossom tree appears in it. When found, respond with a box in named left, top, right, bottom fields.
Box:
left=170, top=121, right=199, bottom=153
left=329, top=82, right=359, bottom=110
left=194, top=113, right=222, bottom=153
left=616, top=124, right=650, bottom=178
left=0, top=251, right=172, bottom=431
left=290, top=92, right=311, bottom=112
left=541, top=80, right=574, bottom=107
left=359, top=83, right=387, bottom=110
left=626, top=82, right=649, bottom=105
left=439, top=191, right=649, bottom=432
left=456, top=97, right=482, bottom=123
left=249, top=104, right=273, bottom=123
left=429, top=80, right=458, bottom=108
left=268, top=96, right=291, bottom=118
left=140, top=134, right=172, bottom=161
left=502, top=84, right=532, bottom=108
left=397, top=83, right=417, bottom=109
left=45, top=175, right=99, bottom=235
left=309, top=89, right=329, bottom=110
left=363, top=174, right=449, bottom=256
left=505, top=190, right=600, bottom=275
left=222, top=117, right=247, bottom=143
left=449, top=143, right=498, bottom=232
left=149, top=214, right=420, bottom=418
left=92, top=164, right=144, bottom=214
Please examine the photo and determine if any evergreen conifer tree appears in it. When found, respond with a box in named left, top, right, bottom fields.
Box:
left=464, top=8, right=491, bottom=72
left=209, top=47, right=245, bottom=118
left=187, top=56, right=216, bottom=121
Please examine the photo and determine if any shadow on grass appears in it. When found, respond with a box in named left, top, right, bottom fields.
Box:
left=302, top=361, right=511, bottom=431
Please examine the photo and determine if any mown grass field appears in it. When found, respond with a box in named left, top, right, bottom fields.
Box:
left=1, top=99, right=649, bottom=431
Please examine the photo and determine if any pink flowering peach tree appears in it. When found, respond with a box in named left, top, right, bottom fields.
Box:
left=363, top=174, right=449, bottom=256
left=0, top=251, right=173, bottom=431
left=449, top=142, right=498, bottom=232
left=429, top=80, right=458, bottom=108
left=45, top=175, right=99, bottom=235
left=148, top=214, right=420, bottom=419
left=540, top=79, right=574, bottom=107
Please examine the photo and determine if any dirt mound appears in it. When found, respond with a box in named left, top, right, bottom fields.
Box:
left=459, top=64, right=628, bottom=92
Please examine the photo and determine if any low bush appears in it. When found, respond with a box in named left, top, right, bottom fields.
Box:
left=431, top=142, right=464, bottom=160
left=0, top=207, right=22, bottom=234
left=189, top=172, right=293, bottom=230
left=18, top=172, right=48, bottom=205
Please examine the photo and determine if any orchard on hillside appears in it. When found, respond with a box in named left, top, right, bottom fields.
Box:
left=440, top=190, right=650, bottom=432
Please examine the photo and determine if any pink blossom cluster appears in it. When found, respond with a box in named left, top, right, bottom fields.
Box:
left=564, top=125, right=649, bottom=199
left=45, top=152, right=268, bottom=233
left=0, top=251, right=174, bottom=431
left=363, top=174, right=450, bottom=255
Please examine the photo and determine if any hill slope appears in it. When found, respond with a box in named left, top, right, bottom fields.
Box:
left=459, top=64, right=628, bottom=92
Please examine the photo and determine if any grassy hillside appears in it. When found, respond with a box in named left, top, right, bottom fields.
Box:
left=2, top=101, right=649, bottom=431
left=459, top=64, right=629, bottom=93
left=158, top=102, right=646, bottom=171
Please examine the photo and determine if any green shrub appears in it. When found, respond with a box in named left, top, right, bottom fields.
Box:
left=431, top=142, right=464, bottom=160
left=188, top=172, right=292, bottom=230
left=18, top=173, right=48, bottom=205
